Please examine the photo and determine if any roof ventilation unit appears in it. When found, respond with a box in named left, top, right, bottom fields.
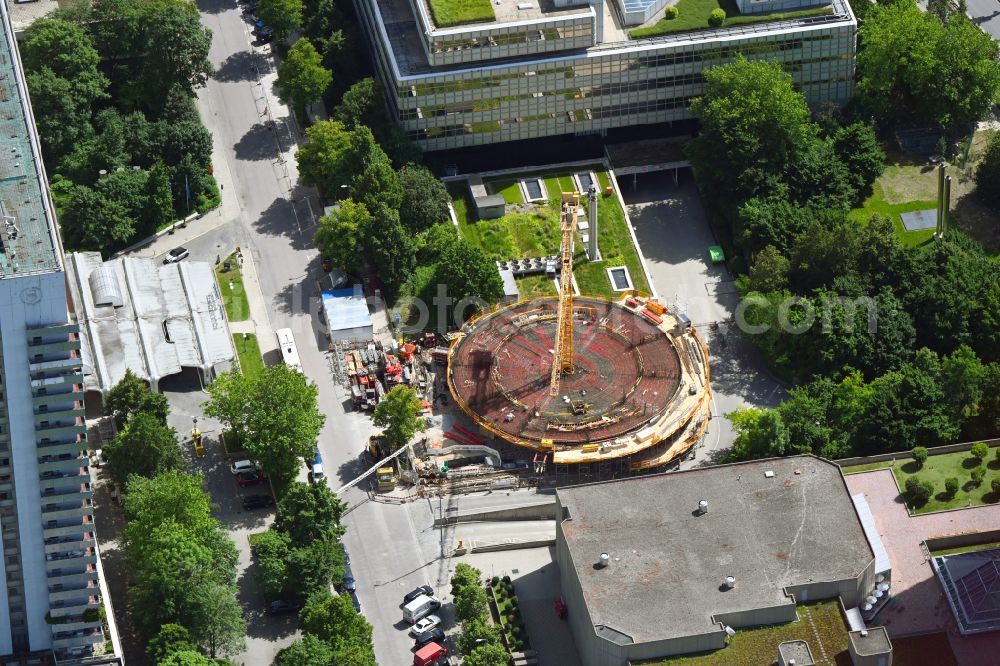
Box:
left=724, top=575, right=736, bottom=590
left=698, top=500, right=708, bottom=514
left=598, top=552, right=610, bottom=569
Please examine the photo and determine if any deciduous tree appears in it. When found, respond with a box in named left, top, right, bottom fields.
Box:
left=457, top=617, right=502, bottom=655
left=203, top=365, right=325, bottom=490
left=434, top=236, right=505, bottom=323
left=256, top=0, right=304, bottom=40
left=185, top=579, right=247, bottom=657
left=372, top=386, right=427, bottom=452
left=275, top=635, right=334, bottom=666
left=296, top=120, right=353, bottom=197
left=104, top=368, right=170, bottom=428
left=103, top=413, right=184, bottom=487
left=300, top=591, right=374, bottom=653
left=334, top=78, right=378, bottom=130
left=857, top=4, right=1000, bottom=130
left=276, top=38, right=332, bottom=118
left=398, top=164, right=451, bottom=232
left=313, top=199, right=371, bottom=274
left=687, top=57, right=813, bottom=205
left=464, top=644, right=511, bottom=666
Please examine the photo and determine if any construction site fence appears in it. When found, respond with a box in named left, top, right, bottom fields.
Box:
left=834, top=438, right=1000, bottom=468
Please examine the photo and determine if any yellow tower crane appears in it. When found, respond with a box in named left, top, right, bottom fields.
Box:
left=550, top=192, right=580, bottom=396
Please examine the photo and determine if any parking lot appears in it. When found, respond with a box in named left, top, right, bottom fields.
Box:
left=619, top=171, right=787, bottom=465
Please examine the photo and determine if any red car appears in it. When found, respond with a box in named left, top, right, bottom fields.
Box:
left=235, top=471, right=267, bottom=487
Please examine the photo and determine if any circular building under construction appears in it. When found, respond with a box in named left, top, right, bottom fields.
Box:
left=448, top=293, right=712, bottom=472
left=449, top=193, right=711, bottom=472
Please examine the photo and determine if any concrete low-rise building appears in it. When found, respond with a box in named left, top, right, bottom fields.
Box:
left=554, top=455, right=883, bottom=665
left=354, top=0, right=856, bottom=150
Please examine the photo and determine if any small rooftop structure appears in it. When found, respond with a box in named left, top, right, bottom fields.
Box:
left=555, top=456, right=876, bottom=663
left=848, top=627, right=892, bottom=665
left=321, top=288, right=374, bottom=342
left=932, top=548, right=1000, bottom=636
left=777, top=640, right=815, bottom=666
left=0, top=4, right=60, bottom=278
left=66, top=253, right=236, bottom=393
left=498, top=268, right=519, bottom=301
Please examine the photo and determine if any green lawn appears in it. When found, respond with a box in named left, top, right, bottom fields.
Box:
left=216, top=254, right=250, bottom=322
left=630, top=0, right=831, bottom=38
left=848, top=181, right=937, bottom=248
left=233, top=333, right=265, bottom=379
left=930, top=540, right=1000, bottom=556
left=448, top=171, right=650, bottom=298
left=492, top=178, right=525, bottom=205
left=427, top=0, right=495, bottom=26
left=862, top=450, right=1000, bottom=513
left=516, top=274, right=557, bottom=298
left=640, top=602, right=849, bottom=665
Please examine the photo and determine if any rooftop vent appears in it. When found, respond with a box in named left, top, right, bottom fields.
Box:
left=724, top=575, right=735, bottom=589
left=860, top=630, right=868, bottom=637
left=698, top=500, right=708, bottom=514
left=764, top=470, right=775, bottom=478
left=598, top=552, right=610, bottom=569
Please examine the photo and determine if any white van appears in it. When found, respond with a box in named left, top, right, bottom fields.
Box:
left=403, top=595, right=441, bottom=624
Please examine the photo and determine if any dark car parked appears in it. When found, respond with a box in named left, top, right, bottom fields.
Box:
left=235, top=471, right=267, bottom=487
left=403, top=585, right=434, bottom=604
left=268, top=600, right=302, bottom=616
left=414, top=627, right=446, bottom=648
left=242, top=494, right=274, bottom=510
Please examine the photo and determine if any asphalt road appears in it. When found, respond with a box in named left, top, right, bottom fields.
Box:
left=967, top=0, right=1000, bottom=39
left=146, top=1, right=450, bottom=663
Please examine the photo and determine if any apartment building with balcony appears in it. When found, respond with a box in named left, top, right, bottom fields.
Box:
left=0, top=4, right=120, bottom=663
left=354, top=0, right=856, bottom=150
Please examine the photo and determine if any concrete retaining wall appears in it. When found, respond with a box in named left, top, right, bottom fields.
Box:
left=835, top=438, right=1000, bottom=469
left=434, top=500, right=558, bottom=527
left=924, top=528, right=1000, bottom=553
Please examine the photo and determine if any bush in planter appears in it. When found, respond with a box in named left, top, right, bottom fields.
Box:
left=708, top=7, right=725, bottom=25
left=491, top=575, right=499, bottom=586
left=502, top=575, right=512, bottom=584
left=665, top=5, right=678, bottom=18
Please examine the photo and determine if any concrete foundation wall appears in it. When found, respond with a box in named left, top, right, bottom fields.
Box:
left=434, top=500, right=558, bottom=526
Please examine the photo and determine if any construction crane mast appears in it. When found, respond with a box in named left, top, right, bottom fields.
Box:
left=550, top=193, right=580, bottom=396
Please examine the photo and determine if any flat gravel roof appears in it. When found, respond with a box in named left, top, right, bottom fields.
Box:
left=557, top=455, right=874, bottom=643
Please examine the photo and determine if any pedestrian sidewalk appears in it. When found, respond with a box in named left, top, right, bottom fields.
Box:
left=237, top=245, right=278, bottom=357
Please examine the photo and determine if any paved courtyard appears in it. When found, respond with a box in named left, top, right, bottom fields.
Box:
left=619, top=171, right=786, bottom=465
left=845, top=469, right=1000, bottom=666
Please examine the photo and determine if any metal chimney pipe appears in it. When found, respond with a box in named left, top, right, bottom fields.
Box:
left=588, top=186, right=599, bottom=261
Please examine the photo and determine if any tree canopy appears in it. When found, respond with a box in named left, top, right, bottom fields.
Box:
left=313, top=199, right=371, bottom=274
left=300, top=591, right=374, bottom=654
left=203, top=365, right=325, bottom=491
left=687, top=57, right=813, bottom=205
left=372, top=386, right=427, bottom=452
left=857, top=2, right=1000, bottom=130
left=398, top=164, right=451, bottom=232
left=103, top=412, right=185, bottom=487
left=297, top=120, right=353, bottom=196
left=104, top=368, right=170, bottom=428
left=276, top=38, right=332, bottom=117
left=256, top=0, right=304, bottom=40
